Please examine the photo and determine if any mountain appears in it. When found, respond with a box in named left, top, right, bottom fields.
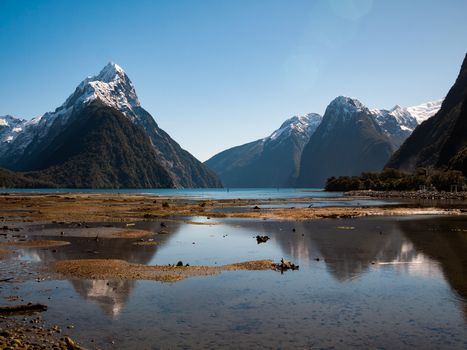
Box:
left=297, top=97, right=397, bottom=187
left=0, top=115, right=26, bottom=144
left=0, top=63, right=221, bottom=188
left=371, top=100, right=443, bottom=149
left=205, top=113, right=322, bottom=187
left=386, top=54, right=467, bottom=176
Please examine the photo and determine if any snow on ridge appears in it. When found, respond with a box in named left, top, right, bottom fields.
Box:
left=269, top=113, right=322, bottom=141
left=407, top=98, right=443, bottom=124
left=0, top=119, right=7, bottom=126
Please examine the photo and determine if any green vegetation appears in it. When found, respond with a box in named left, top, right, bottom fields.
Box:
left=325, top=168, right=467, bottom=192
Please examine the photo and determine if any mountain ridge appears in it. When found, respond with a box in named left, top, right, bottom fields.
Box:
left=205, top=113, right=322, bottom=187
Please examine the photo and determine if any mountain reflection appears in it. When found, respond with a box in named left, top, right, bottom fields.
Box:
left=397, top=217, right=467, bottom=319
left=22, top=216, right=467, bottom=320
left=264, top=219, right=444, bottom=282
left=25, top=220, right=181, bottom=317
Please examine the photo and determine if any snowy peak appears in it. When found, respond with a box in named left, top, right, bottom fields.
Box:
left=0, top=115, right=26, bottom=143
left=66, top=62, right=140, bottom=117
left=373, top=98, right=443, bottom=133
left=327, top=96, right=366, bottom=114
left=406, top=99, right=443, bottom=124
left=268, top=113, right=322, bottom=142
left=94, top=62, right=127, bottom=83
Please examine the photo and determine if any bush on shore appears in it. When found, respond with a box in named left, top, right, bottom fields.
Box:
left=325, top=168, right=467, bottom=192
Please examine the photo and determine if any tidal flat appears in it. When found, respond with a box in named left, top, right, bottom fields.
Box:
left=0, top=193, right=467, bottom=349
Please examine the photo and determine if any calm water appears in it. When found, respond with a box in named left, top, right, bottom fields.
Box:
left=0, top=187, right=340, bottom=200
left=2, top=215, right=467, bottom=349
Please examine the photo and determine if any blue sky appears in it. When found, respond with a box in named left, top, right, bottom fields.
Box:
left=1, top=0, right=466, bottom=161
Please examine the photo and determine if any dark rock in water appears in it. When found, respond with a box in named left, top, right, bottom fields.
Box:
left=256, top=235, right=270, bottom=244
left=253, top=206, right=261, bottom=210
left=292, top=228, right=296, bottom=232
left=273, top=258, right=299, bottom=272
left=160, top=222, right=167, bottom=228
left=0, top=302, right=48, bottom=314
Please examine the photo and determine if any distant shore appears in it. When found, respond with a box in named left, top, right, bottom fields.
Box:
left=345, top=190, right=467, bottom=201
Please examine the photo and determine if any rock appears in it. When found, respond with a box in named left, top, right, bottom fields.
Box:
left=256, top=235, right=270, bottom=244
left=176, top=261, right=183, bottom=267
left=273, top=258, right=299, bottom=272
left=0, top=302, right=48, bottom=314
left=253, top=206, right=261, bottom=210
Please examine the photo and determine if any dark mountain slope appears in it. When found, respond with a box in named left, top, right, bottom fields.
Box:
left=23, top=101, right=175, bottom=188
left=387, top=54, right=467, bottom=175
left=205, top=114, right=322, bottom=187
left=297, top=97, right=395, bottom=187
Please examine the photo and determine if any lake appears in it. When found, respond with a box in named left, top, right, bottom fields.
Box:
left=0, top=188, right=339, bottom=200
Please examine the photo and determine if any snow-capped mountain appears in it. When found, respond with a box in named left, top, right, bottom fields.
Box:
left=0, top=63, right=221, bottom=188
left=205, top=113, right=322, bottom=187
left=298, top=96, right=398, bottom=187
left=371, top=99, right=443, bottom=148
left=407, top=99, right=444, bottom=124
left=268, top=113, right=322, bottom=143
left=297, top=96, right=442, bottom=187
left=0, top=115, right=26, bottom=144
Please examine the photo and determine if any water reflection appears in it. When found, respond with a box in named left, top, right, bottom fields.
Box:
left=21, top=224, right=176, bottom=317
left=398, top=217, right=467, bottom=319
left=18, top=216, right=467, bottom=322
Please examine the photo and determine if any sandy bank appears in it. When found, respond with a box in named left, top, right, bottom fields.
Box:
left=51, top=259, right=275, bottom=282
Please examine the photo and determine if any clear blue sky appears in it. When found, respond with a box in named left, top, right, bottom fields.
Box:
left=1, top=0, right=466, bottom=161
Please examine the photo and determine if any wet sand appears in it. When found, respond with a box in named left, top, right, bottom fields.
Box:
left=0, top=192, right=464, bottom=224
left=51, top=259, right=275, bottom=282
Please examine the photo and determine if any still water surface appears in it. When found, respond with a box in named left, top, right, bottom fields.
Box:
left=3, top=215, right=467, bottom=349
left=1, top=188, right=338, bottom=200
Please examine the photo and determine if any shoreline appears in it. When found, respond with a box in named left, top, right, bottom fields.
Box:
left=345, top=190, right=467, bottom=200
left=0, top=192, right=465, bottom=224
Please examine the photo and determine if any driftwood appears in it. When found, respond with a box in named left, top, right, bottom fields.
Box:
left=0, top=302, right=48, bottom=314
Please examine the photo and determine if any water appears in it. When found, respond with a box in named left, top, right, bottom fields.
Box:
left=2, top=215, right=467, bottom=349
left=0, top=187, right=341, bottom=200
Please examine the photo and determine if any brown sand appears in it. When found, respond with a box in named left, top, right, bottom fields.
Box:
left=51, top=259, right=275, bottom=282
left=111, top=230, right=153, bottom=238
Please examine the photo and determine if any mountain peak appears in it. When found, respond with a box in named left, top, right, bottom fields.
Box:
left=57, top=62, right=141, bottom=119
left=327, top=96, right=366, bottom=116
left=330, top=96, right=364, bottom=108
left=96, top=62, right=126, bottom=83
